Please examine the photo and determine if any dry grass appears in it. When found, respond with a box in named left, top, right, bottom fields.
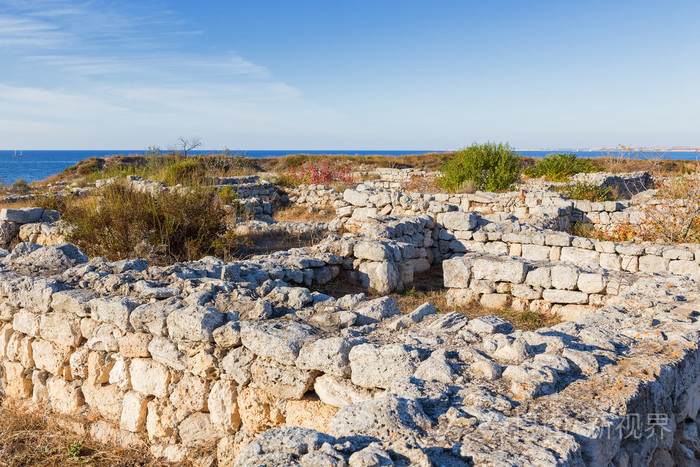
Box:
left=0, top=200, right=36, bottom=210
left=0, top=399, right=175, bottom=467
left=316, top=265, right=560, bottom=331
left=272, top=204, right=337, bottom=223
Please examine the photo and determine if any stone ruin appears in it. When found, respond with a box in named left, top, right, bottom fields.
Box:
left=0, top=169, right=699, bottom=465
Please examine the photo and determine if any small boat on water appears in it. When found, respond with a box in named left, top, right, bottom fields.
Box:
left=11, top=150, right=23, bottom=157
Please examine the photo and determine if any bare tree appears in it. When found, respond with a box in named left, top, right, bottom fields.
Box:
left=169, top=137, right=202, bottom=157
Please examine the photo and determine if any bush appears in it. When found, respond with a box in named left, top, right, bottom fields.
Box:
left=11, top=178, right=28, bottom=189
left=162, top=158, right=206, bottom=186
left=438, top=142, right=521, bottom=192
left=562, top=182, right=612, bottom=201
left=61, top=181, right=238, bottom=262
left=217, top=185, right=238, bottom=205
left=524, top=153, right=599, bottom=181
left=635, top=176, right=700, bottom=243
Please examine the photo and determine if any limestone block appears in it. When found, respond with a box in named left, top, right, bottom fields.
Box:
left=240, top=320, right=316, bottom=366
left=108, top=355, right=130, bottom=390
left=251, top=358, right=315, bottom=400
left=314, top=374, right=376, bottom=408
left=51, top=289, right=97, bottom=317
left=296, top=337, right=356, bottom=377
left=480, top=293, right=510, bottom=310
left=357, top=261, right=400, bottom=294
left=46, top=376, right=83, bottom=414
left=179, top=412, right=218, bottom=447
left=82, top=382, right=124, bottom=422
left=521, top=244, right=551, bottom=261
left=349, top=343, right=421, bottom=389
left=90, top=296, right=140, bottom=332
left=471, top=257, right=528, bottom=283
left=542, top=289, right=589, bottom=305
left=285, top=396, right=339, bottom=432
left=442, top=257, right=471, bottom=288
left=130, top=358, right=171, bottom=398
left=510, top=284, right=542, bottom=300
left=530, top=300, right=552, bottom=314
left=87, top=351, right=114, bottom=384
left=86, top=322, right=121, bottom=352
left=352, top=297, right=400, bottom=326
left=18, top=336, right=34, bottom=369
left=188, top=351, right=219, bottom=380
left=148, top=336, right=186, bottom=371
left=554, top=304, right=597, bottom=321
left=166, top=306, right=226, bottom=343
left=560, top=247, right=600, bottom=268
left=4, top=361, right=33, bottom=398
left=343, top=190, right=369, bottom=207
left=117, top=333, right=151, bottom=358
left=577, top=273, right=606, bottom=294
left=146, top=399, right=176, bottom=440
left=170, top=373, right=209, bottom=412
left=32, top=339, right=71, bottom=375
left=221, top=346, right=255, bottom=386
left=120, top=391, right=148, bottom=432
left=69, top=347, right=90, bottom=379
left=600, top=253, right=621, bottom=271
left=212, top=321, right=242, bottom=348
left=441, top=211, right=477, bottom=231
left=467, top=315, right=513, bottom=336
left=237, top=386, right=285, bottom=434
left=551, top=265, right=579, bottom=290
left=129, top=302, right=171, bottom=336
left=0, top=207, right=43, bottom=223
left=445, top=288, right=479, bottom=307
left=40, top=312, right=81, bottom=347
left=208, top=380, right=241, bottom=434
left=638, top=255, right=670, bottom=274
left=353, top=241, right=392, bottom=261
left=545, top=233, right=572, bottom=247
left=525, top=267, right=552, bottom=289
left=414, top=350, right=455, bottom=383
left=669, top=260, right=700, bottom=279
left=13, top=309, right=40, bottom=336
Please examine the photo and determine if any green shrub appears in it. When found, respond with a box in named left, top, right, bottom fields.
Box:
left=438, top=142, right=521, bottom=192
left=12, top=178, right=28, bottom=189
left=217, top=185, right=238, bottom=205
left=562, top=182, right=612, bottom=201
left=62, top=181, right=238, bottom=262
left=162, top=157, right=206, bottom=186
left=524, top=153, right=599, bottom=181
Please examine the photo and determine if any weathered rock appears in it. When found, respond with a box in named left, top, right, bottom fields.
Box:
left=352, top=297, right=400, bottom=326
left=208, top=380, right=241, bottom=434
left=251, top=358, right=315, bottom=400
left=166, top=306, right=226, bottom=343
left=349, top=343, right=421, bottom=389
left=237, top=386, right=285, bottom=434
left=240, top=320, right=316, bottom=366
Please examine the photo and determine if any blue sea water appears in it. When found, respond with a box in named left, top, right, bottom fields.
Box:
left=1, top=149, right=698, bottom=184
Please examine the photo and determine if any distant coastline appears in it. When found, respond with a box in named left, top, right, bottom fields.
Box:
left=517, top=146, right=700, bottom=153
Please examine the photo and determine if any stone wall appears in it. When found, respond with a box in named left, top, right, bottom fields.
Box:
left=1, top=240, right=700, bottom=464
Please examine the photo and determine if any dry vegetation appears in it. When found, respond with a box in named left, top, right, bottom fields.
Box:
left=271, top=204, right=337, bottom=223
left=0, top=399, right=177, bottom=467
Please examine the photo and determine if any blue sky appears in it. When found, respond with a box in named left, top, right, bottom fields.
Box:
left=1, top=0, right=698, bottom=150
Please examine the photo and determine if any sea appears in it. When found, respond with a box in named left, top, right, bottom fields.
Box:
left=0, top=149, right=698, bottom=185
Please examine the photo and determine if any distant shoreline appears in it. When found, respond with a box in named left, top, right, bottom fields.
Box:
left=517, top=147, right=700, bottom=153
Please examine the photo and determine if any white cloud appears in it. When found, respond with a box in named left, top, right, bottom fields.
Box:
left=0, top=0, right=349, bottom=148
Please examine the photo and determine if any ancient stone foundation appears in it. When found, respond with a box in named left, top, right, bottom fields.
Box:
left=1, top=172, right=700, bottom=466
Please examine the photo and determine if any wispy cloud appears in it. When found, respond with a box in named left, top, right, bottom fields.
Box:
left=0, top=0, right=340, bottom=148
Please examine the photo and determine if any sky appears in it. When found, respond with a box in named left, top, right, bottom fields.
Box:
left=0, top=0, right=699, bottom=150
